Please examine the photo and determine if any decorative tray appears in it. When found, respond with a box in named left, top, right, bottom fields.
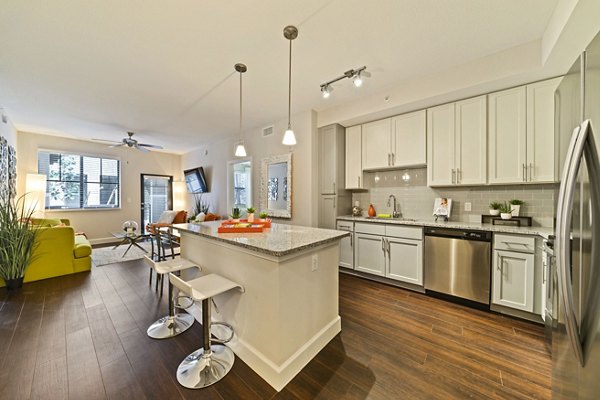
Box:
left=222, top=219, right=272, bottom=228
left=218, top=222, right=267, bottom=233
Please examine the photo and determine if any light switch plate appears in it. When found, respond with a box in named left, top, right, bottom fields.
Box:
left=464, top=202, right=472, bottom=212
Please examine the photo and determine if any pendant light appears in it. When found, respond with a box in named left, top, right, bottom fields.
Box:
left=234, top=63, right=247, bottom=157
left=282, top=25, right=298, bottom=146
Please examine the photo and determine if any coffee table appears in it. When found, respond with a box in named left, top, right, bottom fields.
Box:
left=111, top=231, right=149, bottom=257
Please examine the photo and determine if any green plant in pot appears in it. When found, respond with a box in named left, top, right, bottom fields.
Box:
left=0, top=194, right=41, bottom=290
left=508, top=199, right=525, bottom=217
left=246, top=207, right=255, bottom=223
left=231, top=207, right=241, bottom=222
left=259, top=211, right=268, bottom=220
left=499, top=202, right=513, bottom=220
left=489, top=202, right=502, bottom=216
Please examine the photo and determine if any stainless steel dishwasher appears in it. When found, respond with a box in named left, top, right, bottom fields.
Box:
left=424, top=227, right=492, bottom=305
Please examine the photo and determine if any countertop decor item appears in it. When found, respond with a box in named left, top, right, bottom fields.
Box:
left=509, top=199, right=525, bottom=216
left=246, top=207, right=255, bottom=222
left=499, top=202, right=513, bottom=219
left=352, top=201, right=362, bottom=217
left=433, top=197, right=452, bottom=221
left=489, top=201, right=502, bottom=216
left=368, top=204, right=376, bottom=217
left=231, top=207, right=241, bottom=222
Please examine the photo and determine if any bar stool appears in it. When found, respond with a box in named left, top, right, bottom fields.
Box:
left=143, top=255, right=199, bottom=339
left=169, top=273, right=244, bottom=389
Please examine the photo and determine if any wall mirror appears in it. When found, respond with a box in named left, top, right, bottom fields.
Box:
left=260, top=153, right=291, bottom=219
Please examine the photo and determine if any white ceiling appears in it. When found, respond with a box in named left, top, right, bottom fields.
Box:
left=0, top=0, right=559, bottom=153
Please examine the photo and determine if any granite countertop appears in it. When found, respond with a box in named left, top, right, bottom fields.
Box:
left=173, top=221, right=349, bottom=257
left=337, top=216, right=554, bottom=239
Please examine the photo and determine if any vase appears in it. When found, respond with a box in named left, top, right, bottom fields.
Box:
left=510, top=205, right=521, bottom=217
left=248, top=213, right=254, bottom=223
left=5, top=277, right=24, bottom=291
left=489, top=209, right=500, bottom=216
left=500, top=213, right=512, bottom=220
left=368, top=204, right=376, bottom=218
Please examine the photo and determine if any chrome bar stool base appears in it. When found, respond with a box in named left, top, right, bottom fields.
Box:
left=147, top=313, right=194, bottom=339
left=177, top=344, right=235, bottom=389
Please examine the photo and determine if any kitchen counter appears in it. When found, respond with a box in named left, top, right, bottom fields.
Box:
left=174, top=221, right=349, bottom=257
left=337, top=215, right=554, bottom=239
left=173, top=220, right=344, bottom=391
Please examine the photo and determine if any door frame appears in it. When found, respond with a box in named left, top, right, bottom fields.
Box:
left=140, top=173, right=174, bottom=234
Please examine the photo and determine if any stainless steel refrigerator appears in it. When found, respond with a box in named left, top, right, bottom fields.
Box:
left=553, top=30, right=600, bottom=399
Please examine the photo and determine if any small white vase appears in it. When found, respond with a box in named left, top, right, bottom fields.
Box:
left=247, top=213, right=254, bottom=223
left=500, top=213, right=512, bottom=220
left=489, top=209, right=500, bottom=216
left=232, top=218, right=240, bottom=223
left=510, top=205, right=520, bottom=217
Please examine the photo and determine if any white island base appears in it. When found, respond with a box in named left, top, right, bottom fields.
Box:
left=178, top=227, right=342, bottom=391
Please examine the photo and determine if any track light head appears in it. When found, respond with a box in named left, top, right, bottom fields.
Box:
left=321, top=85, right=332, bottom=98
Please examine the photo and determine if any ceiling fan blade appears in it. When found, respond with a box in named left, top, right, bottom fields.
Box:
left=108, top=143, right=126, bottom=148
left=137, top=143, right=163, bottom=149
left=92, top=138, right=122, bottom=145
left=134, top=144, right=150, bottom=153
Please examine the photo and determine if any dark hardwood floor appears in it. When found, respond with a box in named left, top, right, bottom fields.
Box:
left=0, top=260, right=551, bottom=399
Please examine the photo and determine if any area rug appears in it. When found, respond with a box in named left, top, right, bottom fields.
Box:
left=92, top=241, right=153, bottom=267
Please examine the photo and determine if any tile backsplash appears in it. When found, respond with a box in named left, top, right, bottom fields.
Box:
left=351, top=168, right=557, bottom=227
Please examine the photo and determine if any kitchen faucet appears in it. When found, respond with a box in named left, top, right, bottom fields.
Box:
left=387, top=195, right=402, bottom=218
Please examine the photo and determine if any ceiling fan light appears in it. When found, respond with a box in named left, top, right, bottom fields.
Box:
left=282, top=128, right=297, bottom=146
left=235, top=142, right=247, bottom=157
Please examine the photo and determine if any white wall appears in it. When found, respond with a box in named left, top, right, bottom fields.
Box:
left=17, top=131, right=182, bottom=242
left=182, top=110, right=319, bottom=227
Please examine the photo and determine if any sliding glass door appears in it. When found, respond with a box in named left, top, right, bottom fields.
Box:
left=141, top=174, right=173, bottom=234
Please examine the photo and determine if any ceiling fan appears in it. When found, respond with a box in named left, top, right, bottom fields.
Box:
left=92, top=131, right=163, bottom=152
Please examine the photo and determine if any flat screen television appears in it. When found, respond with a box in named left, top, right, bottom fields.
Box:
left=184, top=167, right=208, bottom=193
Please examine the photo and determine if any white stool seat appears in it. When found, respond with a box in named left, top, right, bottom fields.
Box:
left=143, top=255, right=199, bottom=275
left=170, top=273, right=244, bottom=302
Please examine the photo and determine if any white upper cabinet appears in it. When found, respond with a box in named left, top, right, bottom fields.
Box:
left=362, top=118, right=392, bottom=170
left=319, top=125, right=337, bottom=194
left=392, top=110, right=427, bottom=168
left=427, top=97, right=486, bottom=186
left=527, top=77, right=561, bottom=183
left=454, top=96, right=487, bottom=185
left=427, top=103, right=455, bottom=186
left=488, top=86, right=529, bottom=184
left=345, top=125, right=363, bottom=189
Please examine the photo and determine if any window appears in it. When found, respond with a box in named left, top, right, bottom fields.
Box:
left=38, top=151, right=120, bottom=210
left=227, top=160, right=252, bottom=213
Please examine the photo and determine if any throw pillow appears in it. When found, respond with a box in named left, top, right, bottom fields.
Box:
left=157, top=210, right=179, bottom=224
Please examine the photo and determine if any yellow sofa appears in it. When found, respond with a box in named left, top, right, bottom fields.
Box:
left=0, top=218, right=92, bottom=287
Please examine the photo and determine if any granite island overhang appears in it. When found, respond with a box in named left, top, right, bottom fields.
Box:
left=173, top=222, right=349, bottom=391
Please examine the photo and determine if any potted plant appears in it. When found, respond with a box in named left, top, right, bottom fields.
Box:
left=259, top=211, right=268, bottom=221
left=0, top=194, right=41, bottom=290
left=499, top=202, right=513, bottom=220
left=231, top=207, right=241, bottom=222
left=509, top=199, right=525, bottom=217
left=246, top=207, right=255, bottom=223
left=489, top=202, right=502, bottom=216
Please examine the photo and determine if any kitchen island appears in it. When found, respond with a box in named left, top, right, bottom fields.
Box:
left=173, top=221, right=348, bottom=391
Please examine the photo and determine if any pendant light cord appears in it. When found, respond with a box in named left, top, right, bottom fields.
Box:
left=288, top=39, right=292, bottom=129
left=239, top=71, right=243, bottom=140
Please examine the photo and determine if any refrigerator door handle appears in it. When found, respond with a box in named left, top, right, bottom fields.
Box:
left=557, top=120, right=600, bottom=366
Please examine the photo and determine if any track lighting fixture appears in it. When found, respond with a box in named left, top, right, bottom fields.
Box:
left=319, top=66, right=369, bottom=98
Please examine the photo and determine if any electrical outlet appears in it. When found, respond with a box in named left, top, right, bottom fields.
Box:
left=464, top=202, right=472, bottom=212
left=311, top=254, right=318, bottom=271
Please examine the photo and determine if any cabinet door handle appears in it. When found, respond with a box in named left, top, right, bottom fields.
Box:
left=350, top=234, right=353, bottom=247
left=333, top=182, right=336, bottom=194
left=386, top=238, right=391, bottom=256
left=387, top=153, right=391, bottom=166
left=392, top=153, right=395, bottom=165
left=452, top=169, right=456, bottom=184
left=381, top=237, right=385, bottom=253
left=522, top=163, right=526, bottom=182
left=457, top=168, right=460, bottom=184
left=529, top=163, right=533, bottom=181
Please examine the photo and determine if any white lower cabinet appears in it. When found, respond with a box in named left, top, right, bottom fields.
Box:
left=336, top=221, right=354, bottom=269
left=492, top=249, right=535, bottom=312
left=387, top=237, right=423, bottom=285
left=355, top=233, right=386, bottom=276
left=353, top=223, right=423, bottom=285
